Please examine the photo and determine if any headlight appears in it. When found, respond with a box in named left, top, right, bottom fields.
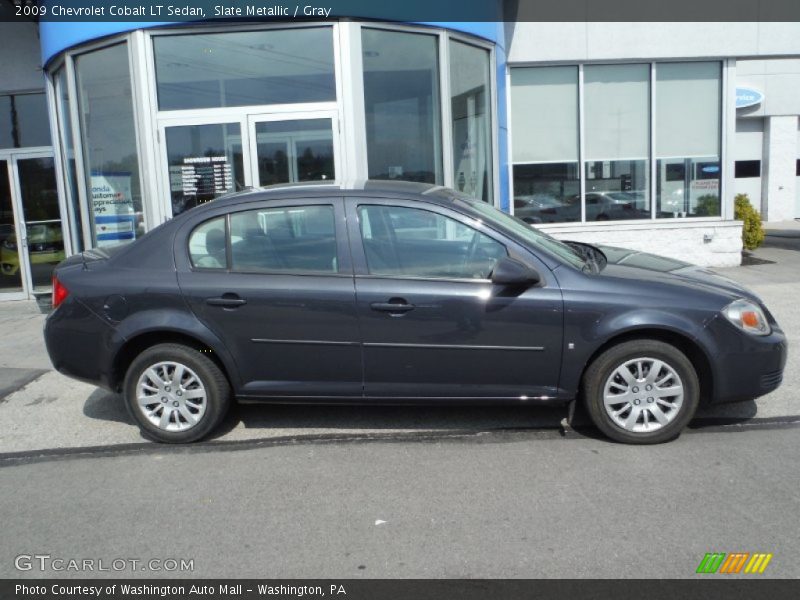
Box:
left=722, top=298, right=771, bottom=336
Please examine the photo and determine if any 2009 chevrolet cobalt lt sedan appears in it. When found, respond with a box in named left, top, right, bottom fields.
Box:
left=44, top=181, right=787, bottom=444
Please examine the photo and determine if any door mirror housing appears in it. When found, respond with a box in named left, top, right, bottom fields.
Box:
left=490, top=257, right=541, bottom=287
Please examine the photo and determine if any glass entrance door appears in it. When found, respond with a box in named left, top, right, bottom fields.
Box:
left=249, top=115, right=338, bottom=187
left=0, top=153, right=63, bottom=298
left=160, top=112, right=339, bottom=220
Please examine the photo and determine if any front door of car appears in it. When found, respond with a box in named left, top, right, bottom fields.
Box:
left=176, top=198, right=362, bottom=397
left=345, top=197, right=564, bottom=399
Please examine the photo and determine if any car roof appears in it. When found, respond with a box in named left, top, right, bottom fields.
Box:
left=212, top=179, right=464, bottom=207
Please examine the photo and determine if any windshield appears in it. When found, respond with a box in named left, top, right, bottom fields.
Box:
left=459, top=197, right=587, bottom=270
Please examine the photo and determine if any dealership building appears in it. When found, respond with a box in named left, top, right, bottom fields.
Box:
left=0, top=5, right=799, bottom=300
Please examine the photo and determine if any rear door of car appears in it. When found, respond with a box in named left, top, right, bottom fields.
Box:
left=176, top=196, right=362, bottom=398
left=345, top=195, right=564, bottom=400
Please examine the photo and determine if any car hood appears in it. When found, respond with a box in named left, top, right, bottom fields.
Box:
left=593, top=244, right=760, bottom=303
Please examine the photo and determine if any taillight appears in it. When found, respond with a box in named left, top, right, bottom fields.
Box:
left=52, top=274, right=69, bottom=308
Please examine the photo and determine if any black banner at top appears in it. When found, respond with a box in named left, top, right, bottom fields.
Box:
left=3, top=0, right=800, bottom=22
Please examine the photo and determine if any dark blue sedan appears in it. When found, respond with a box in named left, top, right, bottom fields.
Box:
left=44, top=181, right=787, bottom=444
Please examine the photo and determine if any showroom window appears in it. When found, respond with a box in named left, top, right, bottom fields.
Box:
left=655, top=62, right=721, bottom=218
left=510, top=66, right=580, bottom=223
left=153, top=28, right=336, bottom=110
left=53, top=68, right=84, bottom=252
left=362, top=28, right=443, bottom=184
left=510, top=61, right=723, bottom=223
left=74, top=42, right=144, bottom=246
left=450, top=40, right=493, bottom=203
left=584, top=64, right=650, bottom=221
left=0, top=92, right=51, bottom=148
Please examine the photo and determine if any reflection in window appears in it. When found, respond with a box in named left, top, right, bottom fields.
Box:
left=0, top=93, right=51, bottom=149
left=75, top=43, right=144, bottom=246
left=450, top=40, right=492, bottom=203
left=362, top=28, right=442, bottom=184
left=230, top=205, right=337, bottom=273
left=54, top=68, right=84, bottom=252
left=358, top=205, right=506, bottom=279
left=254, top=119, right=334, bottom=186
left=510, top=67, right=580, bottom=223
left=153, top=28, right=336, bottom=110
left=656, top=62, right=721, bottom=218
left=584, top=64, right=651, bottom=221
left=16, top=157, right=64, bottom=291
left=165, top=123, right=244, bottom=217
left=189, top=217, right=227, bottom=269
left=0, top=159, right=23, bottom=292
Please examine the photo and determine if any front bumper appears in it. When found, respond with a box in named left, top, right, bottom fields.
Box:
left=705, top=315, right=788, bottom=404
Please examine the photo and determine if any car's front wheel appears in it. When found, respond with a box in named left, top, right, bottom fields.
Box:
left=582, top=339, right=700, bottom=444
left=123, top=343, right=231, bottom=443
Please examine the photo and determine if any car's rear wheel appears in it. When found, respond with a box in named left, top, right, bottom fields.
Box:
left=582, top=340, right=700, bottom=444
left=123, top=343, right=231, bottom=443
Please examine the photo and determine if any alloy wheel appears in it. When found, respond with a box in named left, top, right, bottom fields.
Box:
left=602, top=357, right=684, bottom=433
left=135, top=361, right=208, bottom=432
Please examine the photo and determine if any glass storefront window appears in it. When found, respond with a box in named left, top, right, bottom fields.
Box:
left=165, top=123, right=244, bottom=217
left=362, top=28, right=442, bottom=184
left=0, top=93, right=51, bottom=149
left=254, top=119, right=334, bottom=186
left=0, top=160, right=23, bottom=293
left=74, top=43, right=144, bottom=246
left=510, top=67, right=580, bottom=223
left=656, top=62, right=721, bottom=218
left=153, top=28, right=336, bottom=110
left=449, top=40, right=492, bottom=203
left=584, top=64, right=651, bottom=221
left=54, top=68, right=84, bottom=252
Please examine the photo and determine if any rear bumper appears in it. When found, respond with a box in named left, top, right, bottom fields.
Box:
left=44, top=298, right=118, bottom=391
left=705, top=316, right=788, bottom=404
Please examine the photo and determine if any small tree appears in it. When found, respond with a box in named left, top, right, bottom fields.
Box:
left=734, top=193, right=765, bottom=250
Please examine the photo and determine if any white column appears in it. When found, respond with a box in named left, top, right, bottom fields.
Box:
left=761, top=115, right=799, bottom=222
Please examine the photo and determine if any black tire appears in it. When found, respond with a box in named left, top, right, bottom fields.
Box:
left=123, top=343, right=231, bottom=443
left=582, top=339, right=700, bottom=444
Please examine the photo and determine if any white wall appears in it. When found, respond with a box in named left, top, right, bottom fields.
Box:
left=542, top=220, right=743, bottom=268
left=0, top=22, right=44, bottom=93
left=506, top=22, right=800, bottom=64
left=762, top=115, right=799, bottom=222
left=737, top=58, right=800, bottom=118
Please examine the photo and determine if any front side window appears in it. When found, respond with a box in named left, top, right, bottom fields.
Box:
left=358, top=205, right=506, bottom=279
left=189, top=217, right=227, bottom=269
left=230, top=205, right=337, bottom=273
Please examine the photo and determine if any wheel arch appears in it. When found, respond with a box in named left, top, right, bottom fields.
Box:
left=111, top=330, right=236, bottom=394
left=579, top=328, right=714, bottom=405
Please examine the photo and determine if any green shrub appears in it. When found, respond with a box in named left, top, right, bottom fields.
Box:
left=734, top=193, right=765, bottom=250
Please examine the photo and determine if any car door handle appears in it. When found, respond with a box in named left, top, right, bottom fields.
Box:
left=370, top=300, right=415, bottom=314
left=206, top=294, right=247, bottom=308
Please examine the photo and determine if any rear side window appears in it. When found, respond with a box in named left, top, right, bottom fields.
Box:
left=189, top=217, right=227, bottom=269
left=230, top=205, right=337, bottom=273
left=358, top=205, right=506, bottom=279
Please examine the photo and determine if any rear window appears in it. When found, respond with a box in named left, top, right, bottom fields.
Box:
left=229, top=205, right=337, bottom=273
left=189, top=217, right=227, bottom=269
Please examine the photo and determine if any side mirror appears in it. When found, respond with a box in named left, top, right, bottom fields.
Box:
left=491, top=257, right=541, bottom=287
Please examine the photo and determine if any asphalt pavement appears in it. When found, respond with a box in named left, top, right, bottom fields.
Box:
left=1, top=422, right=798, bottom=578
